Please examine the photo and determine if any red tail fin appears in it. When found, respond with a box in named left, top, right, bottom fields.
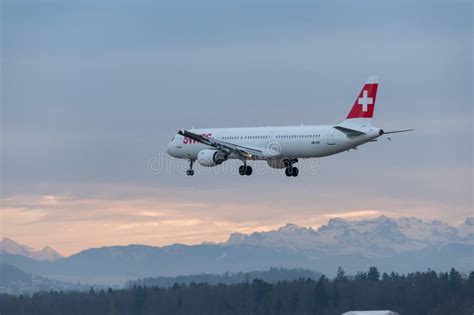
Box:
left=346, top=76, right=378, bottom=120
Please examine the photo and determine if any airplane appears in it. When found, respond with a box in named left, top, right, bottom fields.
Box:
left=167, top=76, right=413, bottom=177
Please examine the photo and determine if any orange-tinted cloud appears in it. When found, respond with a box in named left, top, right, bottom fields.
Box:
left=1, top=186, right=468, bottom=256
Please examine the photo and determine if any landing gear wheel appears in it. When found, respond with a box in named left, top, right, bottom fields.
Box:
left=187, top=160, right=195, bottom=176
left=291, top=167, right=299, bottom=177
left=245, top=166, right=253, bottom=176
left=239, top=165, right=252, bottom=176
left=285, top=167, right=299, bottom=177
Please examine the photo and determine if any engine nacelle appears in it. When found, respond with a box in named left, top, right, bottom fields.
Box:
left=197, top=149, right=228, bottom=167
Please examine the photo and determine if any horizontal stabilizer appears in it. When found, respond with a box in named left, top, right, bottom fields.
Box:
left=334, top=125, right=366, bottom=136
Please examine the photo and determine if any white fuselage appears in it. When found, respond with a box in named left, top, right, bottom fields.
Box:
left=167, top=124, right=382, bottom=162
left=166, top=77, right=410, bottom=176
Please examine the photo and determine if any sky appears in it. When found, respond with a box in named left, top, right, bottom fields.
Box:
left=1, top=1, right=472, bottom=256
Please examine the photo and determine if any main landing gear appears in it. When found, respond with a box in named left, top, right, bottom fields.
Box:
left=239, top=162, right=253, bottom=176
left=186, top=160, right=195, bottom=176
left=284, top=158, right=299, bottom=177
left=285, top=166, right=299, bottom=177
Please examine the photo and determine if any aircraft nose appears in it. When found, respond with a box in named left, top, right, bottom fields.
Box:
left=167, top=141, right=178, bottom=157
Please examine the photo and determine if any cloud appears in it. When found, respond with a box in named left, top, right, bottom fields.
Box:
left=1, top=186, right=470, bottom=256
left=320, top=210, right=381, bottom=220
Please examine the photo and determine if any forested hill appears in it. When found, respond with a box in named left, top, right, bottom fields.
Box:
left=1, top=268, right=473, bottom=315
left=128, top=267, right=322, bottom=288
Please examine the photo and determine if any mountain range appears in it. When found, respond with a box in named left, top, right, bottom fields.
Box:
left=227, top=215, right=474, bottom=257
left=1, top=215, right=472, bottom=285
left=0, top=238, right=63, bottom=261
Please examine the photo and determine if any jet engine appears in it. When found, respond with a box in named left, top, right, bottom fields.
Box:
left=197, top=149, right=228, bottom=167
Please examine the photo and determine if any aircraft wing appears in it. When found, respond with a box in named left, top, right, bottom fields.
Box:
left=178, top=130, right=264, bottom=159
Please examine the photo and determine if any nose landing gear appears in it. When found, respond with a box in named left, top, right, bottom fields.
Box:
left=186, top=160, right=195, bottom=176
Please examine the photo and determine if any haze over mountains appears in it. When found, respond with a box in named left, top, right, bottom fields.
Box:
left=1, top=216, right=472, bottom=285
left=0, top=263, right=90, bottom=295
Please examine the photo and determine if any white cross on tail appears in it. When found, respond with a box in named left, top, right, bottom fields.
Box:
left=358, top=90, right=373, bottom=112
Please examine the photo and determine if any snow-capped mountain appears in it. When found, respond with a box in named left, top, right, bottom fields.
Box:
left=0, top=238, right=63, bottom=261
left=0, top=216, right=471, bottom=285
left=457, top=217, right=474, bottom=239
left=226, top=216, right=470, bottom=257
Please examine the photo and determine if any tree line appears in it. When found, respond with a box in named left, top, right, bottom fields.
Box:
left=0, top=267, right=473, bottom=315
left=128, top=267, right=322, bottom=288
